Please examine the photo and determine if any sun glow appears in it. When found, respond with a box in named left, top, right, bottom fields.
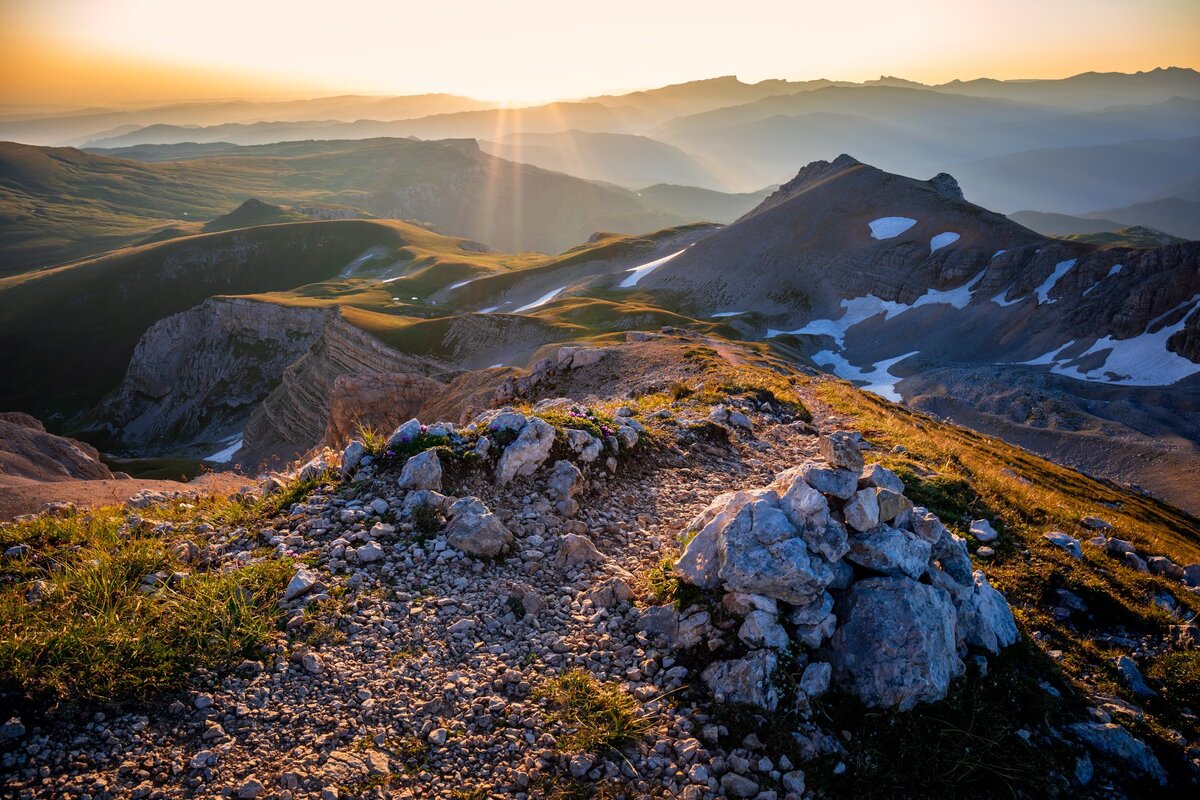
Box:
left=2, top=0, right=1197, bottom=107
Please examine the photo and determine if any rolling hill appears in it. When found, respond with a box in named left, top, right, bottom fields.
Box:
left=0, top=137, right=702, bottom=273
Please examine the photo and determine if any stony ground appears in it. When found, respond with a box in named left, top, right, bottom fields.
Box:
left=1, top=353, right=836, bottom=800
left=2, top=333, right=1196, bottom=799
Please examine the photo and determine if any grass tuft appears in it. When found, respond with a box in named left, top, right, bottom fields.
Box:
left=534, top=669, right=650, bottom=753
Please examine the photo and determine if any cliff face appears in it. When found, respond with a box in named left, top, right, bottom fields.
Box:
left=96, top=298, right=330, bottom=454
left=321, top=372, right=448, bottom=448
left=238, top=316, right=453, bottom=467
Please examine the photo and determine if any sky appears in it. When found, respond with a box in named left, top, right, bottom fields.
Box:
left=2, top=0, right=1198, bottom=107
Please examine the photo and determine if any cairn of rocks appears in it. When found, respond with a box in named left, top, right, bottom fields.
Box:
left=644, top=430, right=1020, bottom=712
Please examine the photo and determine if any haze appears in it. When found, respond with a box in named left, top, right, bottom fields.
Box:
left=3, top=0, right=1199, bottom=106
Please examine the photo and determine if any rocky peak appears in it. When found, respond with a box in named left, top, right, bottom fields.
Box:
left=738, top=154, right=863, bottom=221
left=929, top=172, right=965, bottom=202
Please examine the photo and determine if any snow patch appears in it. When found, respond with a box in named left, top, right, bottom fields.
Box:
left=1034, top=259, right=1077, bottom=304
left=910, top=271, right=984, bottom=311
left=620, top=249, right=686, bottom=288
left=991, top=288, right=1023, bottom=307
left=929, top=232, right=960, bottom=253
left=868, top=217, right=917, bottom=240
left=341, top=246, right=387, bottom=278
left=1026, top=295, right=1200, bottom=386
left=204, top=435, right=243, bottom=464
left=992, top=249, right=1006, bottom=259
left=813, top=351, right=920, bottom=402
left=711, top=311, right=746, bottom=318
left=448, top=278, right=475, bottom=290
left=1019, top=340, right=1078, bottom=366
left=768, top=272, right=984, bottom=345
left=514, top=287, right=564, bottom=313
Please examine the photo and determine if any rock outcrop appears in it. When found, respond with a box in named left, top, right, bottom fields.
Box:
left=97, top=298, right=329, bottom=454
left=672, top=431, right=1019, bottom=712
left=0, top=412, right=113, bottom=483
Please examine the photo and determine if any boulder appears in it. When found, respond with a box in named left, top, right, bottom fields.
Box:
left=676, top=488, right=778, bottom=589
left=951, top=570, right=1019, bottom=654
left=444, top=497, right=513, bottom=558
left=1066, top=723, right=1166, bottom=786
left=829, top=576, right=963, bottom=710
left=1184, top=564, right=1200, bottom=587
left=1080, top=516, right=1113, bottom=532
left=846, top=526, right=932, bottom=580
left=474, top=408, right=526, bottom=434
left=1115, top=655, right=1156, bottom=698
left=859, top=463, right=905, bottom=493
left=386, top=418, right=424, bottom=449
left=738, top=609, right=790, bottom=650
left=1043, top=531, right=1082, bottom=559
left=1146, top=556, right=1184, bottom=581
left=582, top=576, right=634, bottom=609
left=340, top=440, right=367, bottom=479
left=616, top=425, right=640, bottom=450
left=356, top=541, right=384, bottom=563
left=565, top=428, right=603, bottom=462
left=284, top=568, right=319, bottom=601
left=798, top=662, right=832, bottom=698
left=557, top=533, right=605, bottom=566
left=496, top=417, right=555, bottom=484
left=636, top=604, right=680, bottom=644
left=876, top=489, right=912, bottom=523
left=547, top=459, right=584, bottom=501
left=717, top=500, right=833, bottom=605
left=397, top=449, right=442, bottom=491
left=772, top=470, right=848, bottom=561
left=818, top=431, right=864, bottom=473
left=843, top=488, right=880, bottom=532
left=797, top=460, right=859, bottom=500
left=701, top=651, right=779, bottom=711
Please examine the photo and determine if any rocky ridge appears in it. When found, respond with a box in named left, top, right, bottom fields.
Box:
left=4, top=333, right=1193, bottom=797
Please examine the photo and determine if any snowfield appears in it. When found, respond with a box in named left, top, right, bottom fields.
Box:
left=812, top=350, right=919, bottom=402
left=768, top=272, right=984, bottom=346
left=619, top=249, right=686, bottom=288
left=1020, top=295, right=1200, bottom=385
left=868, top=217, right=917, bottom=240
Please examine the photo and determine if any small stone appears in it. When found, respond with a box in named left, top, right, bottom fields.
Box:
left=720, top=772, right=760, bottom=798
left=237, top=777, right=264, bottom=799
left=969, top=519, right=998, bottom=543
left=428, top=728, right=448, bottom=746
left=1043, top=531, right=1082, bottom=559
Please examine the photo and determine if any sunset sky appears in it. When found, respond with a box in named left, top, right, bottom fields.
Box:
left=2, top=0, right=1198, bottom=107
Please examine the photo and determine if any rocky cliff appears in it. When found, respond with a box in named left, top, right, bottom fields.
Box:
left=95, top=298, right=331, bottom=454
left=239, top=316, right=454, bottom=467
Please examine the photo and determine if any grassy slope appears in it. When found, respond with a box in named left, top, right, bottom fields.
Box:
left=0, top=219, right=503, bottom=417
left=809, top=378, right=1200, bottom=795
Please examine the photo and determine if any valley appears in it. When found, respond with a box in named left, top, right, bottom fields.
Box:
left=1, top=51, right=1199, bottom=800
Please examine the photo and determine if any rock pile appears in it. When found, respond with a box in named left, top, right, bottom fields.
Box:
left=656, top=431, right=1019, bottom=712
